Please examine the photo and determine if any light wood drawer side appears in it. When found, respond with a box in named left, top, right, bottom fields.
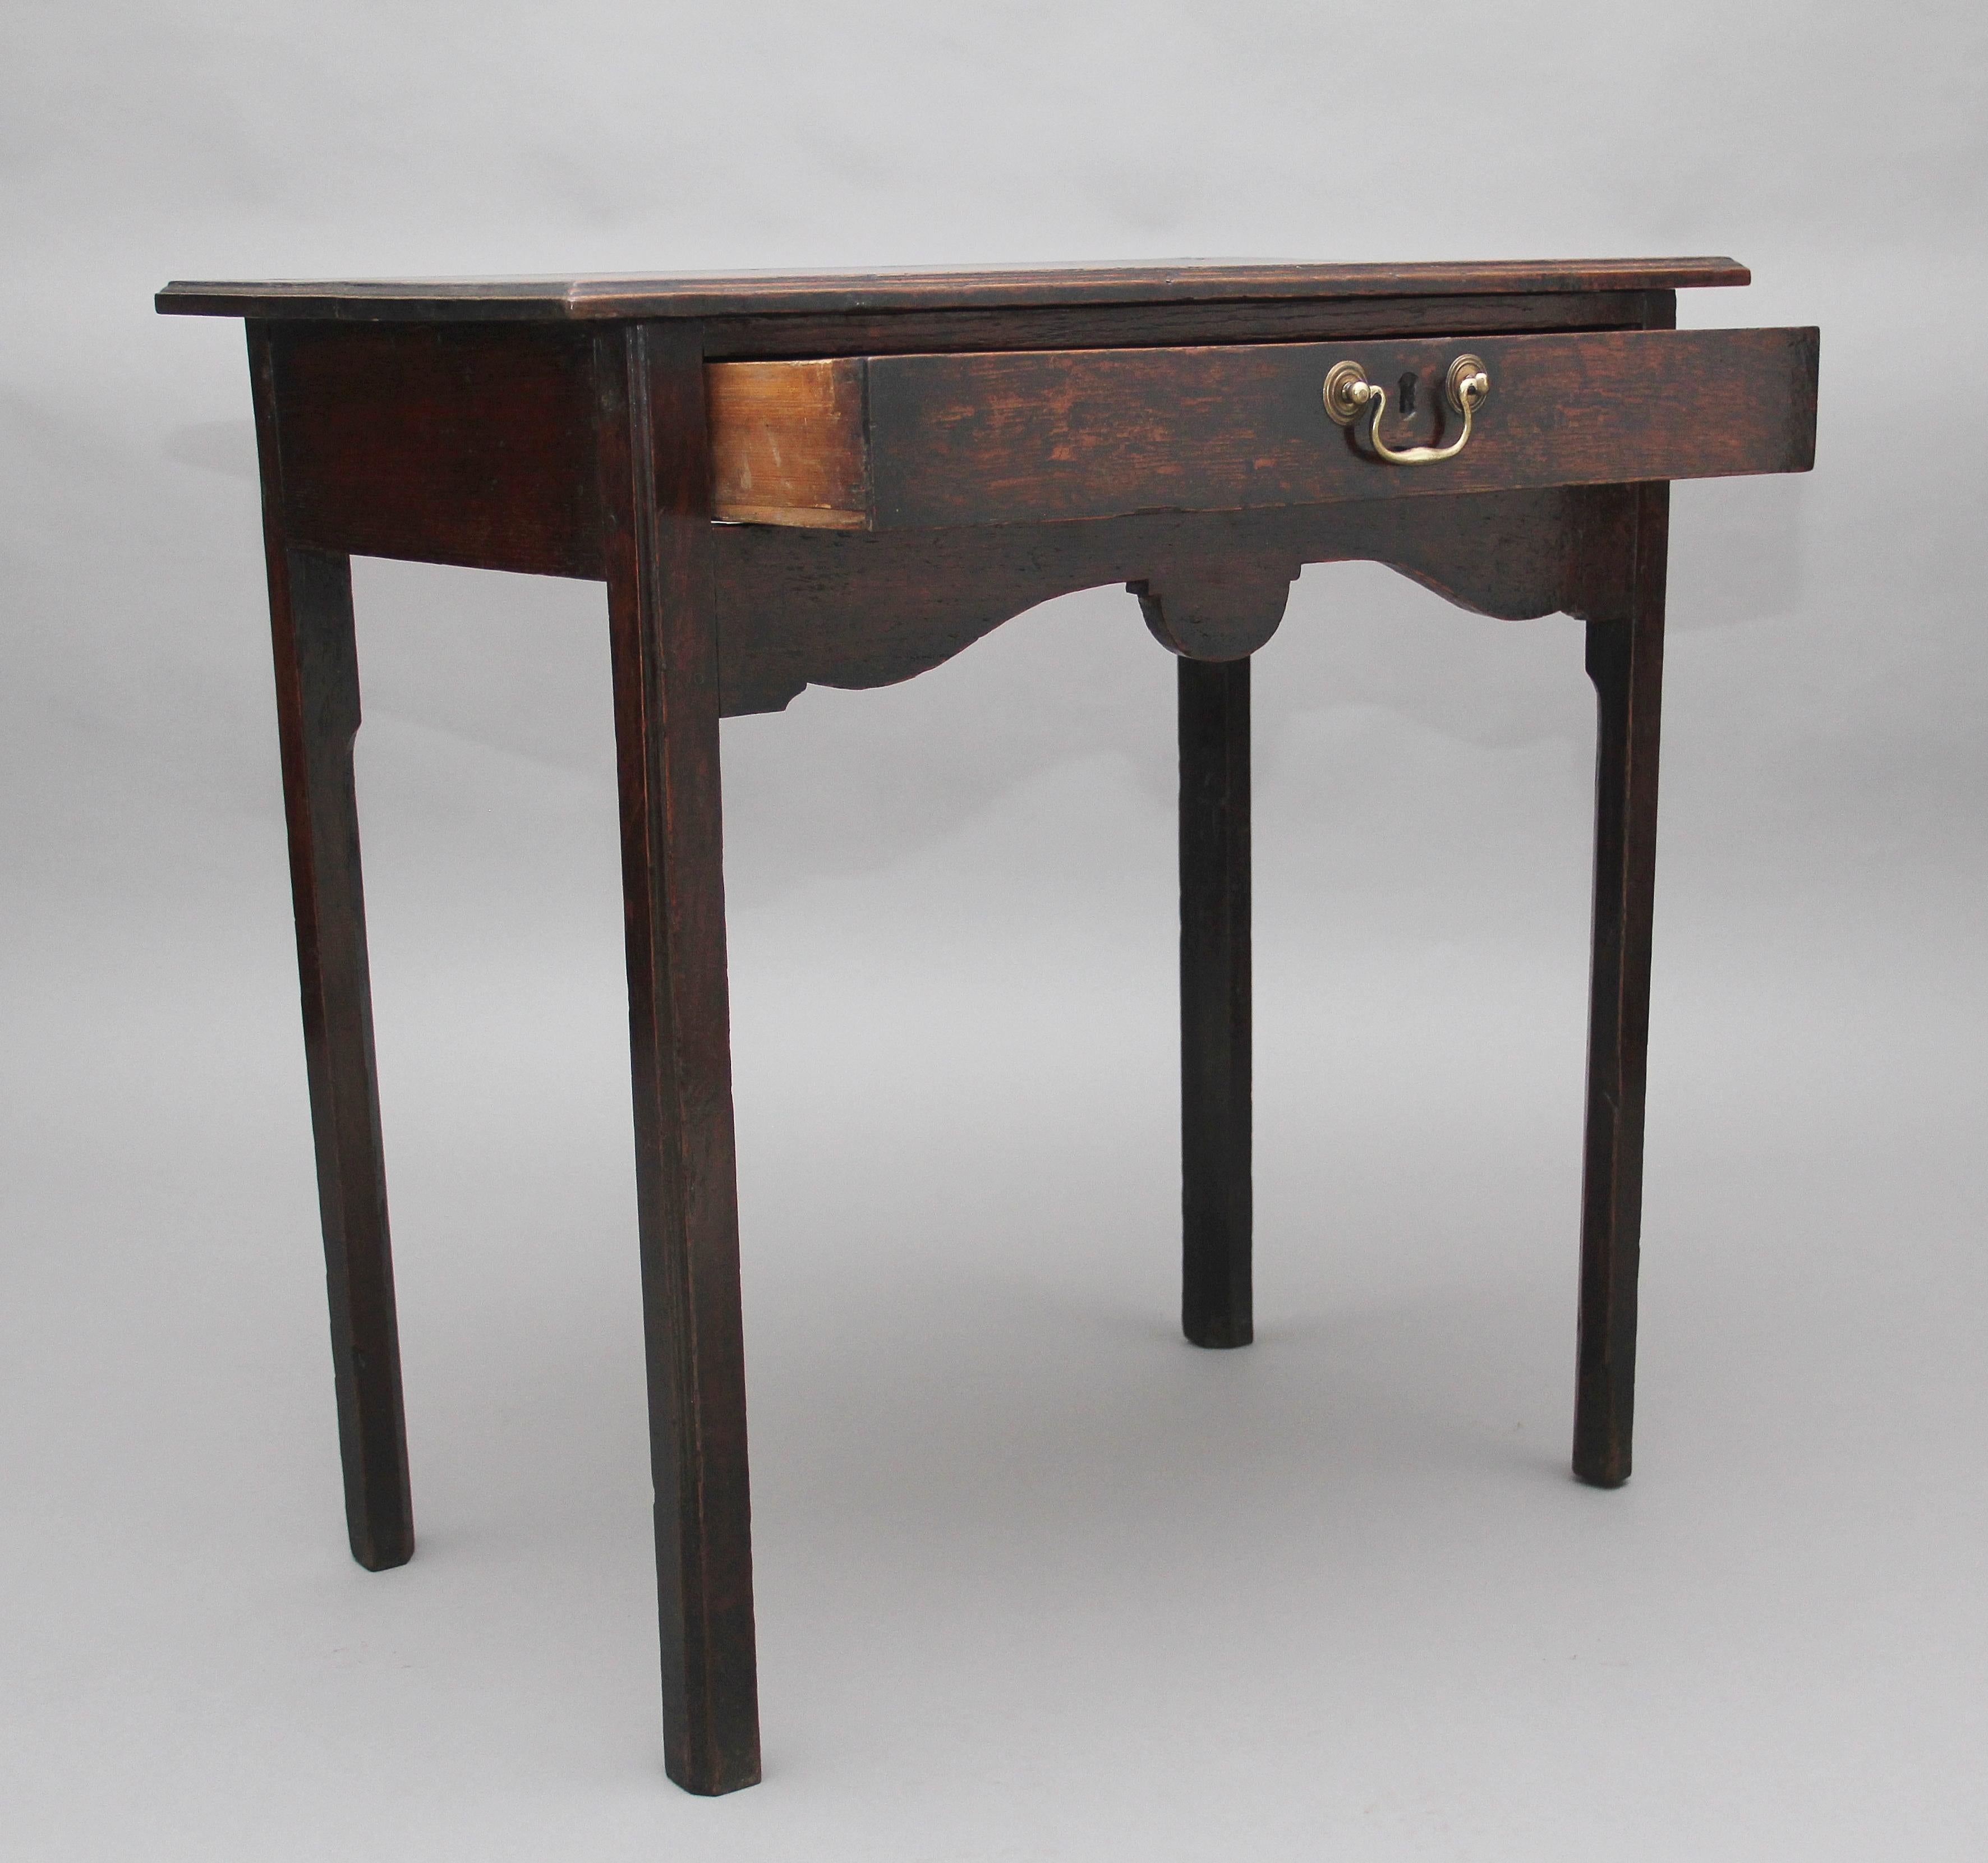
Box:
left=707, top=358, right=868, bottom=528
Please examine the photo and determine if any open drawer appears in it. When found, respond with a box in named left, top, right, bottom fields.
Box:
left=707, top=326, right=1819, bottom=529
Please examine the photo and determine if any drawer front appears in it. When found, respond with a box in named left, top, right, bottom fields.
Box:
left=707, top=326, right=1818, bottom=530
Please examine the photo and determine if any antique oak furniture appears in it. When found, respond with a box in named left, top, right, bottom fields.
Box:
left=157, top=260, right=1819, bottom=1794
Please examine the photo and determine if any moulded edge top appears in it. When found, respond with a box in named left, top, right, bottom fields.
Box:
left=154, top=257, right=1751, bottom=323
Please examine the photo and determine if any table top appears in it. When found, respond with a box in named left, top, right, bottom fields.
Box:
left=155, top=257, right=1750, bottom=323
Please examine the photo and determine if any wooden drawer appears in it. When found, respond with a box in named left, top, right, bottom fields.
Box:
left=707, top=326, right=1818, bottom=530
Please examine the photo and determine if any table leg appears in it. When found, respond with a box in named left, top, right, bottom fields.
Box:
left=248, top=324, right=414, bottom=1572
left=259, top=535, right=415, bottom=1571
left=1179, top=656, right=1253, bottom=1349
left=1573, top=482, right=1669, bottom=1487
left=596, top=323, right=761, bottom=1795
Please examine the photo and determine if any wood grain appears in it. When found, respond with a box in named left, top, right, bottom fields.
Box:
left=708, top=358, right=867, bottom=527
left=1134, top=563, right=1296, bottom=660
left=596, top=321, right=762, bottom=1794
left=710, top=326, right=1817, bottom=529
left=190, top=251, right=1833, bottom=1802
left=251, top=306, right=1699, bottom=579
left=157, top=258, right=1749, bottom=323
left=699, top=290, right=1666, bottom=362
left=250, top=328, right=413, bottom=1574
left=270, top=321, right=600, bottom=577
left=711, top=486, right=1639, bottom=715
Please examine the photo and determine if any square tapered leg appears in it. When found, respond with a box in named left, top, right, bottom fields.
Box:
left=1574, top=482, right=1669, bottom=1487
left=596, top=321, right=762, bottom=1795
left=251, top=327, right=413, bottom=1572
left=1178, top=655, right=1253, bottom=1350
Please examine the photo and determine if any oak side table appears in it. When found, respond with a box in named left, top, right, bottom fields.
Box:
left=157, top=260, right=1819, bottom=1794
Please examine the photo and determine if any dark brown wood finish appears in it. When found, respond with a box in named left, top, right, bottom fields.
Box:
left=158, top=257, right=1750, bottom=323
left=167, top=258, right=1819, bottom=1797
left=718, top=327, right=1816, bottom=528
left=595, top=321, right=761, bottom=1794
left=1178, top=657, right=1253, bottom=1349
left=700, top=288, right=1665, bottom=362
left=270, top=323, right=601, bottom=578
left=1573, top=481, right=1670, bottom=1488
left=252, top=292, right=1688, bottom=582
left=1134, top=560, right=1296, bottom=661
left=711, top=485, right=1639, bottom=715
left=248, top=326, right=413, bottom=1572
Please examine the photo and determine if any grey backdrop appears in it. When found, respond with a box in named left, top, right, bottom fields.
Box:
left=4, top=3, right=1985, bottom=1857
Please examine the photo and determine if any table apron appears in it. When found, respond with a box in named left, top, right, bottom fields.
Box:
left=253, top=318, right=1816, bottom=582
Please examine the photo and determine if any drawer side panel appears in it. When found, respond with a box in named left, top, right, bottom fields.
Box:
left=708, top=358, right=869, bottom=526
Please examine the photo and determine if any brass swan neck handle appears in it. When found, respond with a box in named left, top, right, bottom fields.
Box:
left=1325, top=354, right=1490, bottom=466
